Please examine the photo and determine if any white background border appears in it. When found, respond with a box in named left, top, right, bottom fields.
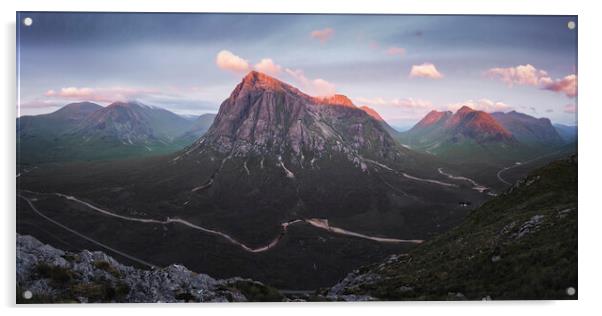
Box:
left=2, top=0, right=599, bottom=315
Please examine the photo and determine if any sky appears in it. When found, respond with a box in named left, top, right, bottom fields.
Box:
left=17, top=12, right=578, bottom=128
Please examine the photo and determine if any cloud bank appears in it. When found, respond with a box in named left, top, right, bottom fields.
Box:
left=486, top=64, right=577, bottom=98
left=44, top=87, right=160, bottom=103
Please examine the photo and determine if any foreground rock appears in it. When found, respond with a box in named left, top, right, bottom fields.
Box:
left=16, top=234, right=283, bottom=303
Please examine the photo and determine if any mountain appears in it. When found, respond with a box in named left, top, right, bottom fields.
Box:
left=18, top=102, right=106, bottom=165
left=397, top=106, right=519, bottom=162
left=18, top=71, right=489, bottom=289
left=17, top=102, right=102, bottom=137
left=359, top=105, right=401, bottom=138
left=74, top=101, right=194, bottom=144
left=325, top=155, right=577, bottom=300
left=177, top=113, right=217, bottom=141
left=17, top=102, right=214, bottom=164
left=554, top=124, right=578, bottom=143
left=444, top=106, right=513, bottom=142
left=491, top=111, right=564, bottom=145
left=401, top=106, right=513, bottom=146
left=193, top=71, right=404, bottom=161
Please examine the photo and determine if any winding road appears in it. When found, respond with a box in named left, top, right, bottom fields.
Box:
left=437, top=168, right=489, bottom=193
left=20, top=191, right=423, bottom=256
left=496, top=149, right=570, bottom=186
left=18, top=194, right=158, bottom=268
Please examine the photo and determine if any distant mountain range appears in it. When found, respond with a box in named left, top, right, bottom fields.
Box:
left=17, top=101, right=216, bottom=164
left=18, top=82, right=574, bottom=169
left=397, top=106, right=572, bottom=163
left=553, top=123, right=578, bottom=143
left=490, top=111, right=564, bottom=145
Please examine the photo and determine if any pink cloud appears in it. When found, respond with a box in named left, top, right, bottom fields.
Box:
left=44, top=86, right=160, bottom=103
left=355, top=97, right=432, bottom=109
left=46, top=87, right=95, bottom=99
left=310, top=28, right=334, bottom=43
left=254, top=58, right=282, bottom=76
left=486, top=64, right=548, bottom=86
left=447, top=98, right=513, bottom=113
left=486, top=64, right=577, bottom=98
left=285, top=68, right=336, bottom=96
left=409, top=63, right=444, bottom=79
left=213, top=50, right=336, bottom=97
left=20, top=99, right=62, bottom=109
left=564, top=103, right=577, bottom=113
left=216, top=50, right=250, bottom=73
left=386, top=47, right=406, bottom=56
left=541, top=74, right=577, bottom=98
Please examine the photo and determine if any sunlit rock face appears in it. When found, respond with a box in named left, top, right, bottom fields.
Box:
left=188, top=71, right=405, bottom=165
left=405, top=106, right=514, bottom=145
left=444, top=106, right=513, bottom=142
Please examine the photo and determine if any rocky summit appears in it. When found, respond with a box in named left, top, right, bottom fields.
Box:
left=184, top=71, right=405, bottom=170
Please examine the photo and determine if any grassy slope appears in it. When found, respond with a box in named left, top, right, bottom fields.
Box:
left=17, top=136, right=194, bottom=166
left=328, top=155, right=577, bottom=300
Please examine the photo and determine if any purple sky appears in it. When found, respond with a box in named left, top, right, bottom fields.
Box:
left=17, top=13, right=577, bottom=128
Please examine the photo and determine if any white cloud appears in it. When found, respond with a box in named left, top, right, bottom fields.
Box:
left=447, top=98, right=513, bottom=113
left=409, top=63, right=444, bottom=79
left=355, top=97, right=432, bottom=109
left=310, top=28, right=334, bottom=43
left=215, top=50, right=250, bottom=73
left=486, top=64, right=549, bottom=86
left=285, top=68, right=336, bottom=96
left=254, top=58, right=282, bottom=76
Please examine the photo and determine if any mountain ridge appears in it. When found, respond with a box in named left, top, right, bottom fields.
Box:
left=491, top=111, right=564, bottom=145
left=17, top=101, right=215, bottom=164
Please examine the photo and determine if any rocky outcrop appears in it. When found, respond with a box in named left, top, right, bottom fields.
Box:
left=16, top=234, right=281, bottom=303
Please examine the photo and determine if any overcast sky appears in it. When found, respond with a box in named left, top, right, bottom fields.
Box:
left=17, top=12, right=577, bottom=127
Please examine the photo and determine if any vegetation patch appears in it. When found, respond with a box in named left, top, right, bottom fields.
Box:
left=35, top=263, right=76, bottom=285
left=93, top=260, right=121, bottom=277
